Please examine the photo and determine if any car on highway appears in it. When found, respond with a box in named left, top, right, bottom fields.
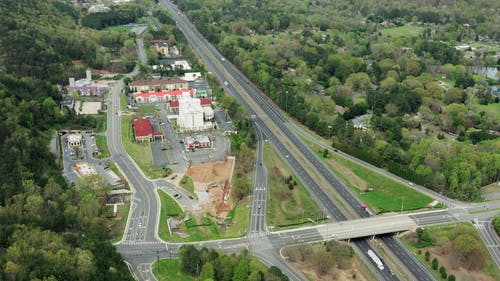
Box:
left=224, top=81, right=228, bottom=86
left=161, top=147, right=167, bottom=151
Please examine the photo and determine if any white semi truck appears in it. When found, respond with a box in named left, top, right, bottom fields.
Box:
left=367, top=249, right=384, bottom=270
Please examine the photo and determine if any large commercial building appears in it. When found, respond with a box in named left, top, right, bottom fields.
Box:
left=130, top=78, right=188, bottom=92
left=134, top=89, right=195, bottom=104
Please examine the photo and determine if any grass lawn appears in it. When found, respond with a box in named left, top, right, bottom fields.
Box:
left=94, top=135, right=111, bottom=158
left=474, top=103, right=500, bottom=124
left=304, top=139, right=434, bottom=213
left=137, top=105, right=158, bottom=115
left=179, top=175, right=196, bottom=197
left=158, top=190, right=250, bottom=242
left=380, top=25, right=423, bottom=37
left=104, top=202, right=131, bottom=243
left=120, top=93, right=128, bottom=111
left=401, top=223, right=500, bottom=281
left=152, top=259, right=194, bottom=281
left=264, top=143, right=325, bottom=230
left=104, top=25, right=133, bottom=33
left=121, top=115, right=164, bottom=179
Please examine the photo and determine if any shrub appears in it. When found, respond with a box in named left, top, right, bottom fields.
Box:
left=439, top=266, right=447, bottom=279
left=432, top=258, right=439, bottom=270
left=425, top=251, right=430, bottom=261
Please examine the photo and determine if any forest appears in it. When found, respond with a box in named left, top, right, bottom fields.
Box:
left=177, top=245, right=290, bottom=281
left=173, top=0, right=500, bottom=201
left=0, top=1, right=135, bottom=280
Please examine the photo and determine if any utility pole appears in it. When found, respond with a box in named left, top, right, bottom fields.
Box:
left=157, top=249, right=160, bottom=270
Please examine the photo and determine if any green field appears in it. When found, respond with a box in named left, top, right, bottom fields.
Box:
left=157, top=190, right=249, bottom=242
left=120, top=93, right=128, bottom=111
left=104, top=25, right=133, bottom=33
left=104, top=202, right=130, bottom=243
left=137, top=105, right=158, bottom=115
left=380, top=25, right=423, bottom=37
left=152, top=259, right=194, bottom=281
left=264, top=143, right=325, bottom=229
left=304, top=139, right=435, bottom=213
left=475, top=103, right=500, bottom=123
left=121, top=115, right=164, bottom=178
left=401, top=223, right=500, bottom=281
left=94, top=135, right=111, bottom=158
left=179, top=175, right=196, bottom=198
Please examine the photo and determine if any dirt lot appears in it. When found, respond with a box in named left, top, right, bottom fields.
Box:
left=284, top=243, right=372, bottom=281
left=187, top=158, right=235, bottom=217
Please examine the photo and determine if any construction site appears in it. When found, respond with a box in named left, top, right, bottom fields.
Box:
left=186, top=157, right=235, bottom=218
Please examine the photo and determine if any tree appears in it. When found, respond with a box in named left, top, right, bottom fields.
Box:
left=493, top=216, right=500, bottom=236
left=448, top=274, right=456, bottom=281
left=233, top=259, right=249, bottom=281
left=199, top=262, right=215, bottom=281
left=432, top=258, right=439, bottom=270
left=425, top=251, right=430, bottom=261
left=452, top=234, right=480, bottom=258
left=180, top=245, right=202, bottom=275
left=439, top=266, right=447, bottom=279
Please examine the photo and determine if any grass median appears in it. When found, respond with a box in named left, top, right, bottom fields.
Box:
left=264, top=143, right=325, bottom=230
left=121, top=115, right=164, bottom=179
left=94, top=135, right=111, bottom=158
left=303, top=138, right=435, bottom=213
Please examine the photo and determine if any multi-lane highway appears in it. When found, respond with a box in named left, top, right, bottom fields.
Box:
left=158, top=1, right=435, bottom=280
left=111, top=5, right=500, bottom=281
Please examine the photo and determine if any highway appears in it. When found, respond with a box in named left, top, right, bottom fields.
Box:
left=158, top=1, right=434, bottom=280
left=111, top=4, right=500, bottom=281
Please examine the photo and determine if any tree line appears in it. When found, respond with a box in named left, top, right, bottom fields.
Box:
left=179, top=245, right=289, bottom=281
left=0, top=1, right=135, bottom=280
left=176, top=0, right=500, bottom=201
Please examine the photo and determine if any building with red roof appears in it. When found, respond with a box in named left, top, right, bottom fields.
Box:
left=134, top=89, right=196, bottom=104
left=133, top=119, right=153, bottom=142
left=167, top=98, right=213, bottom=117
left=133, top=118, right=164, bottom=142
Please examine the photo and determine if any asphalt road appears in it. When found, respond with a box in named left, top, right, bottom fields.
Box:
left=249, top=122, right=268, bottom=235
left=112, top=5, right=500, bottom=281
left=158, top=1, right=427, bottom=280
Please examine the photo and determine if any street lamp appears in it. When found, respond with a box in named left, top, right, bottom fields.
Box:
left=285, top=90, right=289, bottom=113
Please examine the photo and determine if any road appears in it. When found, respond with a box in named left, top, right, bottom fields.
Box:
left=249, top=122, right=268, bottom=235
left=111, top=4, right=500, bottom=281
left=158, top=1, right=435, bottom=280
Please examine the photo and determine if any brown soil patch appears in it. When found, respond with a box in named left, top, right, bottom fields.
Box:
left=187, top=158, right=235, bottom=218
left=287, top=245, right=371, bottom=281
left=329, top=158, right=367, bottom=191
left=402, top=231, right=497, bottom=281
left=187, top=159, right=233, bottom=183
left=426, top=246, right=496, bottom=281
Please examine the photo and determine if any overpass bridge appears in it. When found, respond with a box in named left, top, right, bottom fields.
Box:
left=270, top=209, right=464, bottom=244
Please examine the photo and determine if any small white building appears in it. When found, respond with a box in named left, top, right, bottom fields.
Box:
left=67, top=133, right=82, bottom=147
